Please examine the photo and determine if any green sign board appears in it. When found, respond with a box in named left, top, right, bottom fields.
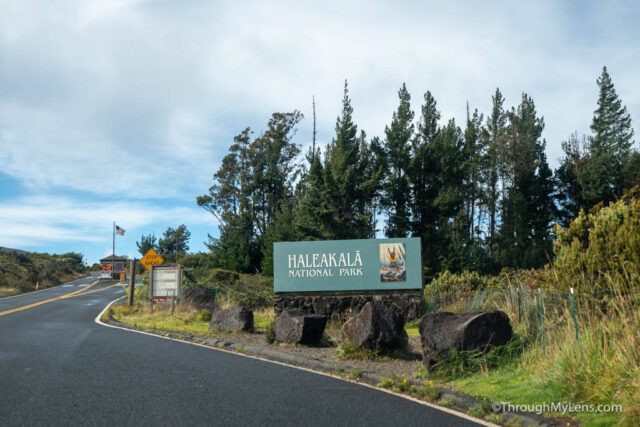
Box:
left=274, top=238, right=422, bottom=293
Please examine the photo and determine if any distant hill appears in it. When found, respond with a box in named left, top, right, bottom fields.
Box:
left=0, top=246, right=29, bottom=255
left=0, top=250, right=86, bottom=296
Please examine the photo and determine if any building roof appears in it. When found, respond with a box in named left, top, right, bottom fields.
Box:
left=100, top=254, right=128, bottom=262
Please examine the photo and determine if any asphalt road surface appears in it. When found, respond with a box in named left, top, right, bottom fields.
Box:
left=0, top=276, right=482, bottom=426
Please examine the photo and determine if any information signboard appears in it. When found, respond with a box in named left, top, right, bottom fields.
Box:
left=150, top=264, right=181, bottom=303
left=274, top=238, right=422, bottom=293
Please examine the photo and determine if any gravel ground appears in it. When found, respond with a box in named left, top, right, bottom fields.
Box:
left=206, top=328, right=425, bottom=380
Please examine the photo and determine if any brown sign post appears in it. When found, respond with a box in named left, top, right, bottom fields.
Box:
left=128, top=259, right=137, bottom=307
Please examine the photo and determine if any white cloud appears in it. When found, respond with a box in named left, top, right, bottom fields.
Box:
left=0, top=195, right=214, bottom=248
left=0, top=0, right=638, bottom=199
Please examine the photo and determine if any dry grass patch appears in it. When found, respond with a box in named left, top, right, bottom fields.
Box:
left=109, top=303, right=210, bottom=336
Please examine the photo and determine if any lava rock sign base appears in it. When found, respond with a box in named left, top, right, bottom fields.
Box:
left=274, top=310, right=328, bottom=345
left=342, top=301, right=408, bottom=352
left=419, top=311, right=513, bottom=369
left=274, top=293, right=422, bottom=322
left=210, top=306, right=254, bottom=332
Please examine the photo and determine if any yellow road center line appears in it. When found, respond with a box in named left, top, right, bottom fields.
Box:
left=0, top=280, right=122, bottom=317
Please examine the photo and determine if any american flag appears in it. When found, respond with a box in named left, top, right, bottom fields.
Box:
left=115, top=225, right=126, bottom=236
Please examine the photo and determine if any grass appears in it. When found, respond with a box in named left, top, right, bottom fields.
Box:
left=447, top=365, right=622, bottom=426
left=346, top=369, right=363, bottom=381
left=253, top=308, right=275, bottom=333
left=109, top=303, right=210, bottom=336
left=405, top=319, right=420, bottom=337
left=336, top=341, right=379, bottom=360
left=0, top=287, right=20, bottom=298
left=335, top=341, right=417, bottom=361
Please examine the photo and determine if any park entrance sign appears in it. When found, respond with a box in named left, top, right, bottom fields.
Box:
left=274, top=238, right=422, bottom=293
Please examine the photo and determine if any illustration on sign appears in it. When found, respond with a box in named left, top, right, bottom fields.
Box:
left=379, top=243, right=406, bottom=282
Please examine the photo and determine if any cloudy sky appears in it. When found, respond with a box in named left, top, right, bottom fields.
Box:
left=1, top=0, right=638, bottom=263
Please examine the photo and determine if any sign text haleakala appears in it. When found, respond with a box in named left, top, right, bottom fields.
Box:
left=287, top=251, right=364, bottom=278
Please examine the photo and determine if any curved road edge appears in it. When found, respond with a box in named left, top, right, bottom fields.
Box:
left=95, top=297, right=495, bottom=427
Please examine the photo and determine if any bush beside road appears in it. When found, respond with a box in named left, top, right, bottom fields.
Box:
left=0, top=251, right=87, bottom=297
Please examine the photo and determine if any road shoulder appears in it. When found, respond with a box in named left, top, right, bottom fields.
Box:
left=96, top=298, right=556, bottom=427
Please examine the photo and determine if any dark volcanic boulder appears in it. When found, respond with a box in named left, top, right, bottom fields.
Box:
left=419, top=311, right=513, bottom=369
left=274, top=309, right=328, bottom=344
left=183, top=285, right=217, bottom=310
left=209, top=306, right=254, bottom=332
left=341, top=301, right=408, bottom=352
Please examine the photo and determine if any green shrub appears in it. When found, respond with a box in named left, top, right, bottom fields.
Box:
left=215, top=274, right=273, bottom=309
left=195, top=310, right=212, bottom=322
left=0, top=251, right=86, bottom=292
left=377, top=375, right=415, bottom=393
left=553, top=197, right=640, bottom=294
left=265, top=320, right=276, bottom=344
left=415, top=381, right=439, bottom=400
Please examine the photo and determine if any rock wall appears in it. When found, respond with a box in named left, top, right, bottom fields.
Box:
left=274, top=293, right=422, bottom=322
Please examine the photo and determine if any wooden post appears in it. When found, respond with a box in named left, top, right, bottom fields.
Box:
left=128, top=258, right=137, bottom=307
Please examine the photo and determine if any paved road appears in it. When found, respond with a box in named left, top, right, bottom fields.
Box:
left=0, top=278, right=481, bottom=426
left=0, top=276, right=99, bottom=313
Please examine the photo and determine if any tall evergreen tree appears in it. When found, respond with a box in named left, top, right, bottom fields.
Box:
left=431, top=119, right=467, bottom=272
left=580, top=66, right=635, bottom=208
left=555, top=132, right=587, bottom=225
left=463, top=105, right=484, bottom=240
left=482, top=89, right=507, bottom=244
left=295, top=146, right=334, bottom=240
left=323, top=81, right=379, bottom=239
left=496, top=94, right=553, bottom=268
left=381, top=83, right=414, bottom=237
left=410, top=91, right=440, bottom=263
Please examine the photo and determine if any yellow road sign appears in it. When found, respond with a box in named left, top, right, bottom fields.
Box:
left=140, top=248, right=164, bottom=271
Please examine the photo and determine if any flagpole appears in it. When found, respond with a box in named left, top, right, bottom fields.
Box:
left=112, top=221, right=115, bottom=274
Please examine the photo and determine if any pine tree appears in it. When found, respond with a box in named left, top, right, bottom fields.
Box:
left=483, top=89, right=507, bottom=244
left=555, top=132, right=587, bottom=225
left=158, top=225, right=191, bottom=261
left=136, top=233, right=157, bottom=256
left=432, top=119, right=467, bottom=272
left=495, top=94, right=553, bottom=268
left=463, top=105, right=484, bottom=240
left=381, top=83, right=414, bottom=237
left=261, top=197, right=301, bottom=275
left=207, top=213, right=258, bottom=273
left=580, top=66, right=636, bottom=207
left=323, top=81, right=377, bottom=239
left=295, top=146, right=334, bottom=240
left=410, top=91, right=440, bottom=260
